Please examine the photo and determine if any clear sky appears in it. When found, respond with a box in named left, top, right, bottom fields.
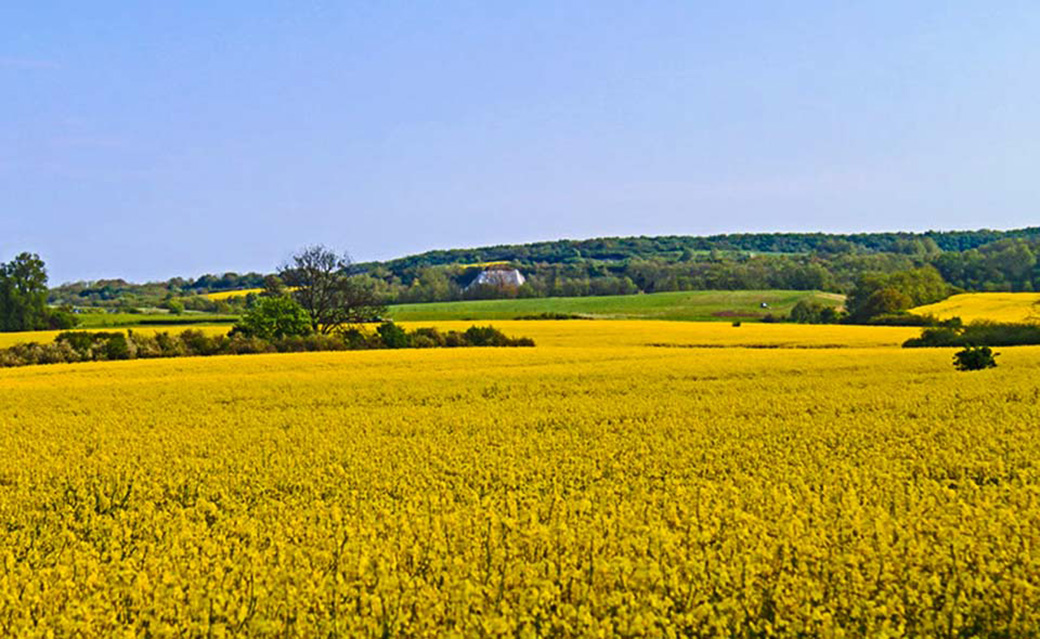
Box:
left=3, top=2, right=1039, bottom=284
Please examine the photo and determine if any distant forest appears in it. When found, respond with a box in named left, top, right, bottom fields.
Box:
left=50, top=227, right=1040, bottom=312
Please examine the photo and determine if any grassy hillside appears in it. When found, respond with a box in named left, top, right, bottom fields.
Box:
left=911, top=293, right=1040, bottom=323
left=386, top=290, right=843, bottom=322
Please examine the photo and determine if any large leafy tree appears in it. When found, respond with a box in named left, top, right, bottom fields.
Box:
left=0, top=252, right=51, bottom=332
left=279, top=246, right=386, bottom=334
left=846, top=266, right=949, bottom=321
left=231, top=296, right=312, bottom=340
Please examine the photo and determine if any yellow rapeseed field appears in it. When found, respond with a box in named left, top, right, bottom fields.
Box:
left=911, top=292, right=1040, bottom=323
left=205, top=288, right=266, bottom=301
left=0, top=325, right=231, bottom=350
left=1, top=321, right=1038, bottom=636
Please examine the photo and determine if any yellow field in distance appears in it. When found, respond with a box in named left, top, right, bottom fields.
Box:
left=204, top=287, right=265, bottom=301
left=456, top=260, right=513, bottom=269
left=911, top=292, right=1040, bottom=323
left=0, top=325, right=231, bottom=349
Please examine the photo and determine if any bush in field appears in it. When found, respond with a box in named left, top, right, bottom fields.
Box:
left=377, top=322, right=410, bottom=349
left=46, top=307, right=80, bottom=329
left=410, top=327, right=446, bottom=348
left=953, top=345, right=998, bottom=371
left=789, top=300, right=840, bottom=324
left=339, top=328, right=372, bottom=350
left=103, top=333, right=132, bottom=360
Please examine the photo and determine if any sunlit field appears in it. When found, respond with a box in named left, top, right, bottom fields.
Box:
left=2, top=320, right=1038, bottom=636
left=386, top=290, right=843, bottom=323
left=205, top=288, right=265, bottom=301
left=0, top=320, right=916, bottom=351
left=911, top=292, right=1040, bottom=323
left=0, top=324, right=232, bottom=350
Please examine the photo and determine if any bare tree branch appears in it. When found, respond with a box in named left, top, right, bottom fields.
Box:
left=279, top=246, right=386, bottom=333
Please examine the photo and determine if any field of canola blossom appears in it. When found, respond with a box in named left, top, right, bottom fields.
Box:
left=911, top=293, right=1040, bottom=324
left=1, top=320, right=1039, bottom=637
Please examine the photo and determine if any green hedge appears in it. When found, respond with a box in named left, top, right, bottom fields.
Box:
left=0, top=323, right=533, bottom=368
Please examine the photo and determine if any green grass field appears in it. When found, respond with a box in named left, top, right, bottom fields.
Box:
left=74, top=312, right=238, bottom=329
left=385, top=290, right=844, bottom=322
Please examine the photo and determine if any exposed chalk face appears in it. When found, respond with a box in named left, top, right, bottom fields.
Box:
left=467, top=268, right=526, bottom=289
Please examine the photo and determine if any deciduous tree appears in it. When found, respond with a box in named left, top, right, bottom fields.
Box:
left=279, top=246, right=386, bottom=333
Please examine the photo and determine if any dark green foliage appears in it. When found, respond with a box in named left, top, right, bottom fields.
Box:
left=860, top=287, right=913, bottom=318
left=176, top=330, right=210, bottom=356
left=231, top=296, right=312, bottom=340
left=789, top=300, right=841, bottom=324
left=845, top=266, right=949, bottom=321
left=0, top=324, right=535, bottom=368
left=46, top=307, right=80, bottom=329
left=376, top=322, right=410, bottom=348
left=163, top=299, right=185, bottom=315
left=865, top=314, right=961, bottom=327
left=56, top=331, right=128, bottom=359
left=103, top=333, right=131, bottom=360
left=340, top=328, right=371, bottom=349
left=903, top=327, right=963, bottom=347
left=463, top=325, right=519, bottom=346
left=57, top=331, right=103, bottom=355
left=1, top=253, right=51, bottom=331
left=0, top=253, right=79, bottom=331
left=953, top=345, right=999, bottom=371
left=363, top=228, right=1040, bottom=273
left=409, top=327, right=445, bottom=348
left=260, top=274, right=286, bottom=297
left=904, top=321, right=1040, bottom=348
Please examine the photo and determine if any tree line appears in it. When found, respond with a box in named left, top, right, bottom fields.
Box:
left=45, top=228, right=1040, bottom=315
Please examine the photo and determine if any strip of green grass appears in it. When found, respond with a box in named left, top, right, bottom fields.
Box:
left=385, top=290, right=844, bottom=322
left=74, top=312, right=238, bottom=328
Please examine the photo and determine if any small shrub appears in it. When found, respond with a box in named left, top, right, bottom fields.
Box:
left=789, top=300, right=841, bottom=324
left=377, top=322, right=410, bottom=349
left=953, top=345, right=998, bottom=371
left=103, top=334, right=131, bottom=360
left=226, top=335, right=274, bottom=355
left=410, top=334, right=439, bottom=348
left=46, top=308, right=80, bottom=329
left=411, top=327, right=446, bottom=346
left=339, top=328, right=370, bottom=350
left=154, top=332, right=185, bottom=357
left=180, top=330, right=220, bottom=356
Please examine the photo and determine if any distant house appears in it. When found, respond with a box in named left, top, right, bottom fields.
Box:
left=466, top=267, right=526, bottom=290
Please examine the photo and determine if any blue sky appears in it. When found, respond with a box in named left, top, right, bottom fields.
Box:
left=3, top=2, right=1039, bottom=283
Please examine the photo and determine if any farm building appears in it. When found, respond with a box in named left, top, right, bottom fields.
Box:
left=466, top=267, right=526, bottom=290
